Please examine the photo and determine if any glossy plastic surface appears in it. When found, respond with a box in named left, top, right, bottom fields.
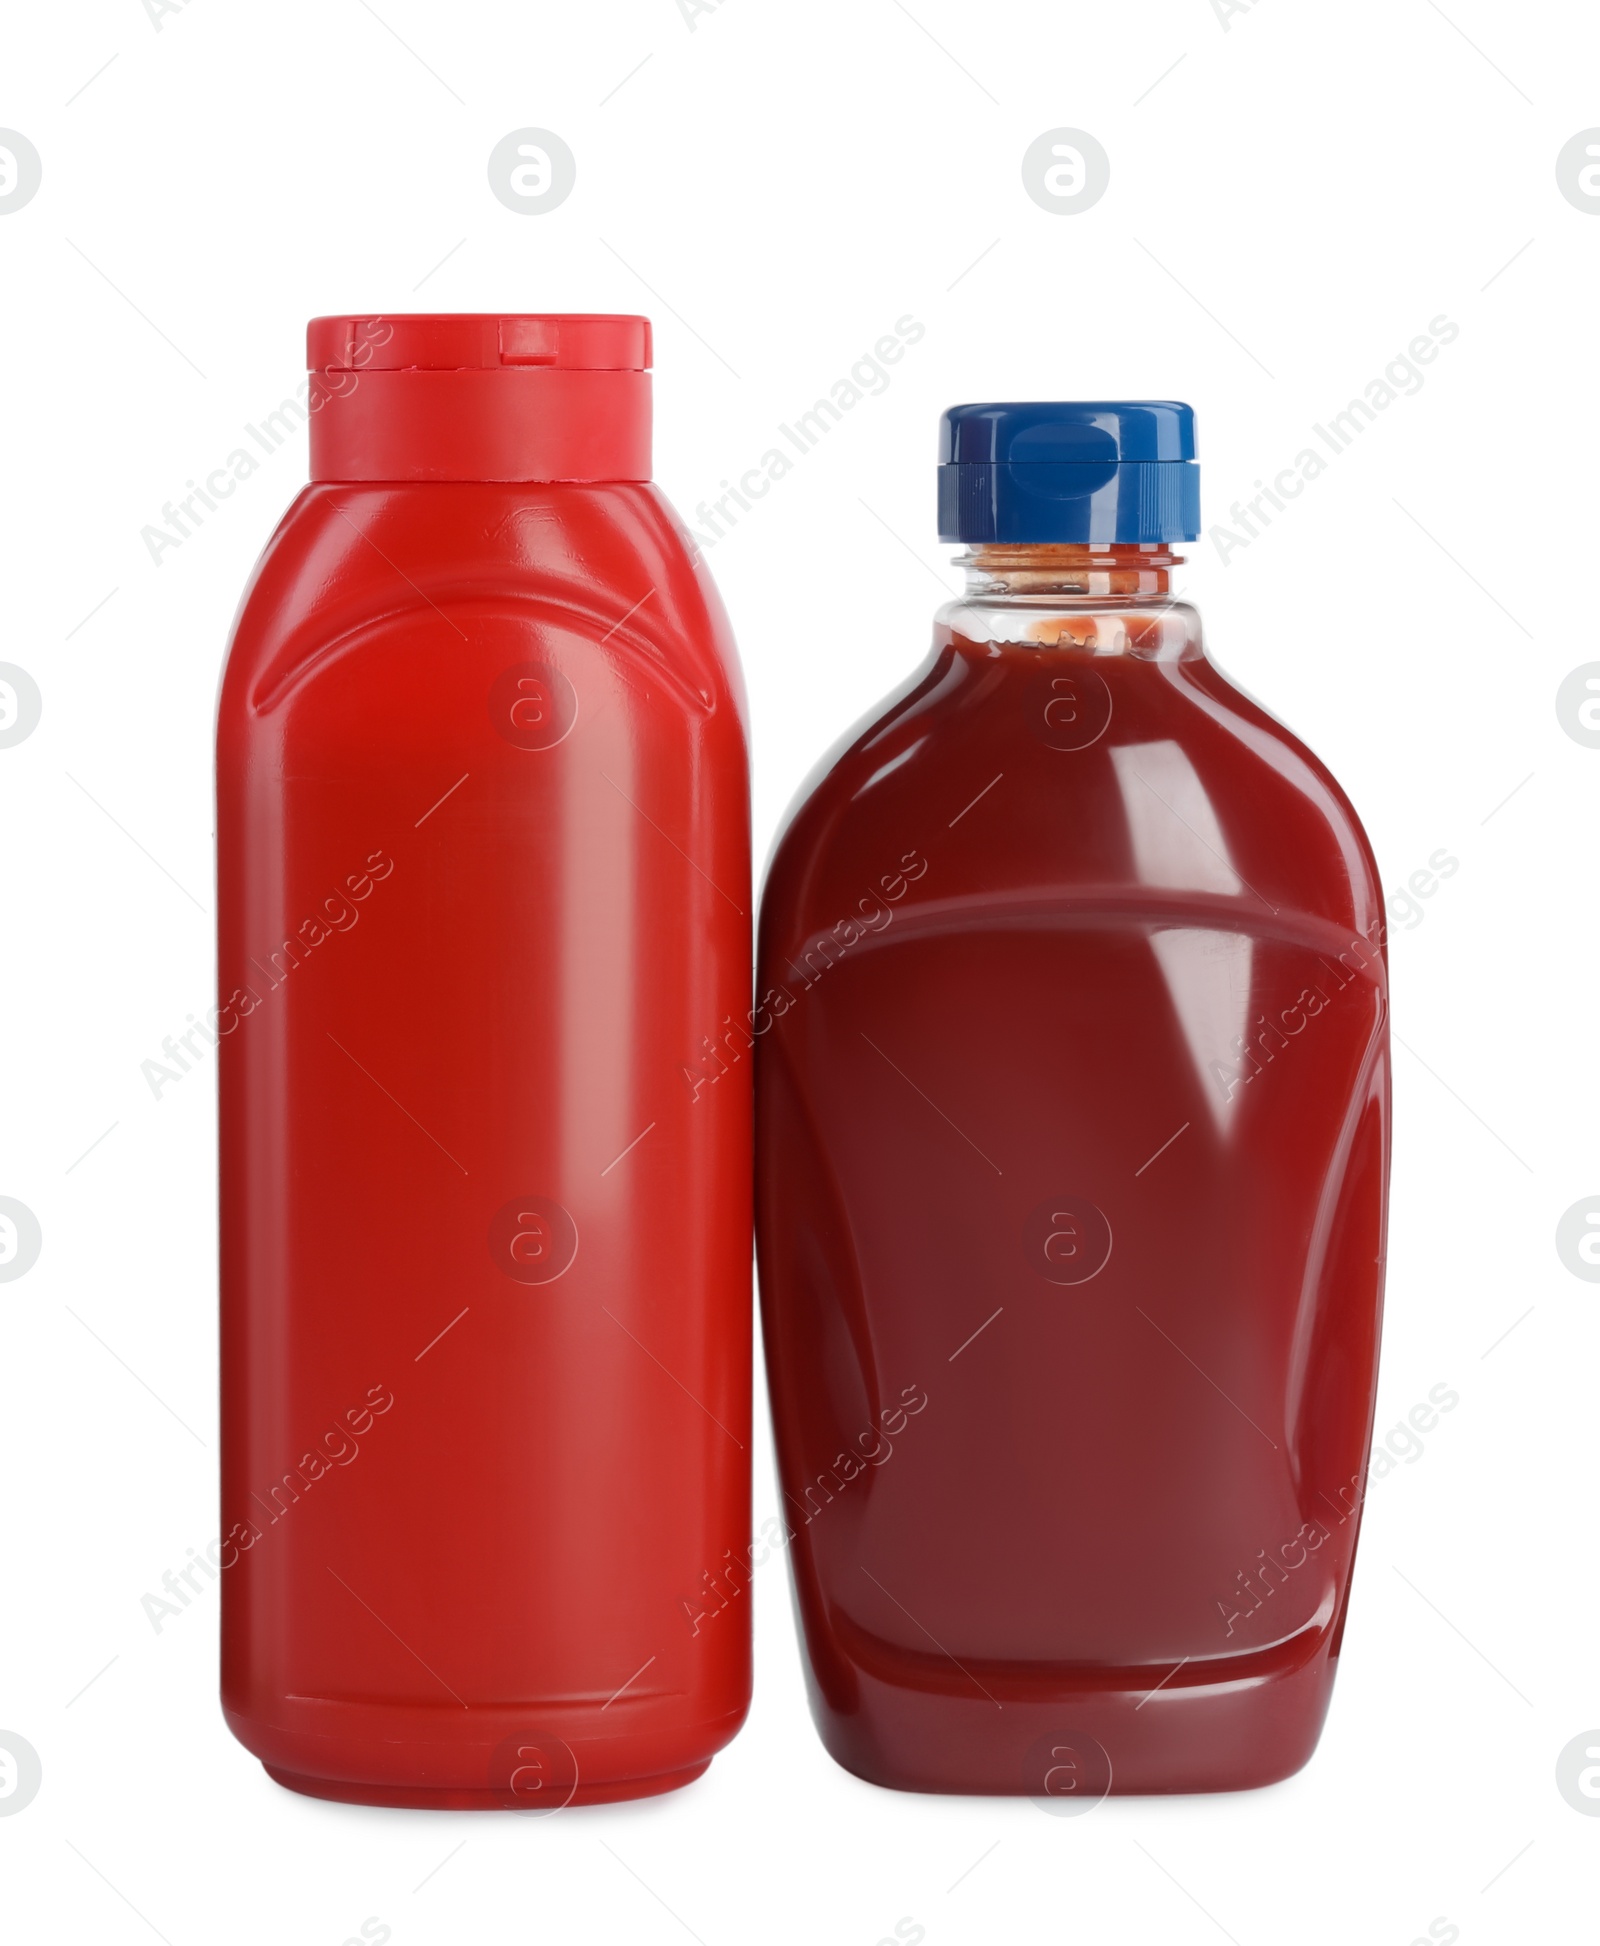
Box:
left=217, top=479, right=751, bottom=1807
left=756, top=548, right=1389, bottom=1796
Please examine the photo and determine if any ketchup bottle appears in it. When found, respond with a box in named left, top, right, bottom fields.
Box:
left=756, top=402, right=1389, bottom=1795
left=217, top=315, right=751, bottom=1807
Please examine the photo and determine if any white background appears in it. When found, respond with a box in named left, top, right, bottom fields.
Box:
left=1, top=1, right=1596, bottom=1941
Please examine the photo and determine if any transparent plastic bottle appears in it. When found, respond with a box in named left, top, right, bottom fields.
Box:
left=756, top=402, right=1389, bottom=1795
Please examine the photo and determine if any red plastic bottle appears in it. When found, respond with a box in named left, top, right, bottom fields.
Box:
left=217, top=315, right=751, bottom=1807
left=756, top=402, right=1388, bottom=1795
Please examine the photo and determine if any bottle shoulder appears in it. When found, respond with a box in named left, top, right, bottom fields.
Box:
left=219, top=482, right=745, bottom=735
left=760, top=639, right=1384, bottom=960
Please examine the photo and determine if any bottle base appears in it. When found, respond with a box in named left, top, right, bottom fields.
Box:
left=225, top=1694, right=745, bottom=1813
left=262, top=1759, right=711, bottom=1811
left=807, top=1631, right=1339, bottom=1797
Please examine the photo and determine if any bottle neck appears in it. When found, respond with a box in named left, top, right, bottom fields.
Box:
left=957, top=543, right=1183, bottom=599
left=939, top=543, right=1195, bottom=655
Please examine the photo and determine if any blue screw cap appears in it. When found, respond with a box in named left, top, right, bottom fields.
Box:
left=937, top=400, right=1200, bottom=543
